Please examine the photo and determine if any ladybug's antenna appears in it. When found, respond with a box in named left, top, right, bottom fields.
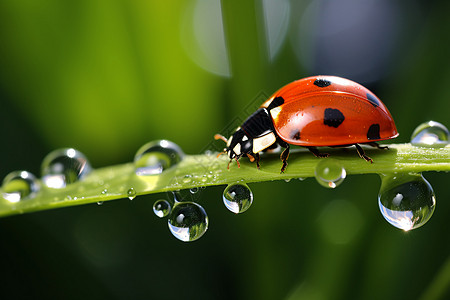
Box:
left=214, top=134, right=228, bottom=144
left=216, top=151, right=226, bottom=158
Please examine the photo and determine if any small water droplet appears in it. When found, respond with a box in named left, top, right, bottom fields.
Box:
left=101, top=189, right=108, bottom=195
left=190, top=187, right=199, bottom=194
left=127, top=188, right=136, bottom=200
left=314, top=159, right=346, bottom=188
left=168, top=202, right=208, bottom=242
left=284, top=178, right=291, bottom=183
left=378, top=173, right=436, bottom=231
left=153, top=199, right=171, bottom=218
left=97, top=201, right=104, bottom=206
left=134, top=140, right=184, bottom=176
left=41, top=148, right=92, bottom=188
left=298, top=178, right=306, bottom=181
left=411, top=120, right=449, bottom=148
left=222, top=183, right=253, bottom=214
left=2, top=171, right=39, bottom=203
left=182, top=174, right=192, bottom=183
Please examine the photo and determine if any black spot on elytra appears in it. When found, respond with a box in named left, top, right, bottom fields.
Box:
left=366, top=93, right=380, bottom=107
left=323, top=108, right=345, bottom=128
left=367, top=124, right=381, bottom=140
left=292, top=131, right=301, bottom=140
left=267, top=96, right=284, bottom=110
left=314, top=78, right=331, bottom=88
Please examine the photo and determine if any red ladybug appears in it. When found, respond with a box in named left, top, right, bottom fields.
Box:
left=215, top=76, right=398, bottom=172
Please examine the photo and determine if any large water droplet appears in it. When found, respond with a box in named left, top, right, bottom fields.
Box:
left=378, top=173, right=436, bottom=231
left=222, top=183, right=253, bottom=214
left=411, top=120, right=449, bottom=148
left=134, top=140, right=184, bottom=176
left=168, top=202, right=208, bottom=242
left=41, top=148, right=92, bottom=188
left=314, top=159, right=346, bottom=188
left=153, top=199, right=171, bottom=218
left=2, top=171, right=40, bottom=203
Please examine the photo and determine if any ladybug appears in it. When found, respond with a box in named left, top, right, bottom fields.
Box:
left=215, top=76, right=398, bottom=173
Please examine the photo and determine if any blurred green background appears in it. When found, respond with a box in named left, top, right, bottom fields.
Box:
left=0, top=0, right=449, bottom=299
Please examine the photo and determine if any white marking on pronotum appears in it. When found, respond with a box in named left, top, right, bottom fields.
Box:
left=253, top=132, right=276, bottom=153
left=270, top=106, right=282, bottom=120
left=233, top=143, right=241, bottom=155
left=242, top=135, right=249, bottom=141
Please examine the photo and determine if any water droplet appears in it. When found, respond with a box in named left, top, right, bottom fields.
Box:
left=97, top=201, right=104, bottom=206
left=378, top=173, right=436, bottom=231
left=153, top=199, right=171, bottom=218
left=182, top=174, right=192, bottom=183
left=134, top=140, right=184, bottom=176
left=190, top=187, right=199, bottom=194
left=314, top=159, right=346, bottom=188
left=222, top=183, right=253, bottom=214
left=127, top=188, right=136, bottom=200
left=101, top=189, right=108, bottom=195
left=2, top=171, right=39, bottom=203
left=411, top=120, right=449, bottom=148
left=41, top=148, right=92, bottom=188
left=284, top=178, right=291, bottom=183
left=168, top=202, right=208, bottom=242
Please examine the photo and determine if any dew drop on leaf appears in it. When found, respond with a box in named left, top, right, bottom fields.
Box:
left=153, top=199, right=171, bottom=218
left=2, top=171, right=39, bottom=203
left=410, top=120, right=449, bottom=148
left=168, top=202, right=208, bottom=242
left=134, top=140, right=184, bottom=176
left=127, top=188, right=136, bottom=200
left=222, top=183, right=253, bottom=214
left=314, top=159, right=346, bottom=189
left=41, top=148, right=92, bottom=189
left=378, top=173, right=436, bottom=231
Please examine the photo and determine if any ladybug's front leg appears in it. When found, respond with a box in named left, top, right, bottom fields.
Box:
left=280, top=144, right=290, bottom=173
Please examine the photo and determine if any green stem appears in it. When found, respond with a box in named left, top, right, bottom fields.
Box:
left=1, top=143, right=449, bottom=217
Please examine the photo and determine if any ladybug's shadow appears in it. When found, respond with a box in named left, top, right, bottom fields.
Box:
left=260, top=144, right=397, bottom=166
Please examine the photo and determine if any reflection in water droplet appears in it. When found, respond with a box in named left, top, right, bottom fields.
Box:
left=134, top=140, right=184, bottom=176
left=127, top=188, right=136, bottom=200
left=222, top=183, right=253, bottom=214
left=41, top=148, right=92, bottom=188
left=411, top=120, right=449, bottom=148
left=378, top=173, right=436, bottom=231
left=168, top=202, right=208, bottom=242
left=190, top=187, right=199, bottom=194
left=153, top=199, right=171, bottom=218
left=2, top=171, right=39, bottom=203
left=97, top=201, right=104, bottom=206
left=314, top=159, right=346, bottom=189
left=101, top=189, right=108, bottom=195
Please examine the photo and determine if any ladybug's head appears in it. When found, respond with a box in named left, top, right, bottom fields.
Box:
left=214, top=128, right=253, bottom=161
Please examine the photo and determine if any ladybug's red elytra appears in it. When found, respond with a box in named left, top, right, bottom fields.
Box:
left=215, top=76, right=398, bottom=172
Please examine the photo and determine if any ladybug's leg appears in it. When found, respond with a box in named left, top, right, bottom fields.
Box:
left=355, top=144, right=373, bottom=163
left=246, top=153, right=260, bottom=169
left=254, top=152, right=260, bottom=169
left=367, top=142, right=389, bottom=150
left=307, top=147, right=330, bottom=158
left=280, top=144, right=290, bottom=173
